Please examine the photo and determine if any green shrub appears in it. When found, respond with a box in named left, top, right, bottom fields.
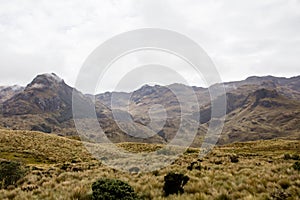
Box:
left=292, top=161, right=300, bottom=171
left=284, top=154, right=300, bottom=160
left=215, top=194, right=231, bottom=200
left=0, top=160, right=26, bottom=189
left=184, top=148, right=198, bottom=154
left=291, top=154, right=300, bottom=160
left=152, top=170, right=159, bottom=176
left=278, top=179, right=290, bottom=189
left=283, top=154, right=291, bottom=160
left=163, top=172, right=189, bottom=196
left=187, top=161, right=201, bottom=171
left=229, top=155, right=239, bottom=163
left=214, top=160, right=223, bottom=165
left=61, top=162, right=70, bottom=170
left=91, top=178, right=140, bottom=200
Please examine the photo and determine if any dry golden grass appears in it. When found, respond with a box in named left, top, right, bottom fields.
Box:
left=0, top=129, right=299, bottom=200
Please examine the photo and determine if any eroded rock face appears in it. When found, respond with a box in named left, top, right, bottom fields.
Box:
left=34, top=96, right=62, bottom=111
left=253, top=88, right=279, bottom=100
left=251, top=89, right=280, bottom=108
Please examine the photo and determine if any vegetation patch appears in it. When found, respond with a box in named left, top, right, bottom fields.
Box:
left=163, top=172, right=189, bottom=196
left=0, top=130, right=300, bottom=199
left=0, top=160, right=26, bottom=189
left=292, top=161, right=300, bottom=171
left=92, top=178, right=140, bottom=200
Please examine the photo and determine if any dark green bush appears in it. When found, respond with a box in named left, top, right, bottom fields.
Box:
left=187, top=161, right=201, bottom=171
left=184, top=148, right=198, bottom=154
left=229, top=155, right=239, bottom=163
left=215, top=194, right=231, bottom=200
left=291, top=154, right=300, bottom=160
left=152, top=170, right=159, bottom=176
left=163, top=172, right=189, bottom=196
left=283, top=154, right=299, bottom=160
left=292, top=161, right=300, bottom=171
left=214, top=160, right=223, bottom=165
left=283, top=154, right=291, bottom=160
left=60, top=162, right=70, bottom=170
left=91, top=178, right=140, bottom=200
left=0, top=160, right=26, bottom=189
left=278, top=179, right=290, bottom=189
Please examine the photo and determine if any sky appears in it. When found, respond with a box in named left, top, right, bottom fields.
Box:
left=0, top=0, right=300, bottom=93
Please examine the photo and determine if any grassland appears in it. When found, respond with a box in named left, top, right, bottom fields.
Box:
left=0, top=129, right=299, bottom=200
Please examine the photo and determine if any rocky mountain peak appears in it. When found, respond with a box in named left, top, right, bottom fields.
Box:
left=26, top=73, right=64, bottom=90
left=133, top=84, right=161, bottom=96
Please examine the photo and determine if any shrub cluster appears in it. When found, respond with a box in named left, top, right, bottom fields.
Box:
left=283, top=154, right=299, bottom=160
left=229, top=155, right=239, bottom=163
left=187, top=161, right=201, bottom=171
left=163, top=172, right=189, bottom=196
left=91, top=178, right=140, bottom=200
left=0, top=160, right=26, bottom=189
left=292, top=161, right=300, bottom=171
left=184, top=148, right=198, bottom=154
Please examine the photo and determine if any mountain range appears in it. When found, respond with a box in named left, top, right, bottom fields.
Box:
left=0, top=73, right=299, bottom=146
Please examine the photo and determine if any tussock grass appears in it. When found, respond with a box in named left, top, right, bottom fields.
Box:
left=0, top=129, right=299, bottom=199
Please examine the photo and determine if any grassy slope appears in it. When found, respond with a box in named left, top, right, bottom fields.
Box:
left=220, top=93, right=300, bottom=144
left=0, top=129, right=299, bottom=200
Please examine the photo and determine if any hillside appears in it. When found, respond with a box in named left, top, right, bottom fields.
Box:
left=0, top=129, right=299, bottom=199
left=96, top=76, right=300, bottom=145
left=0, top=73, right=299, bottom=145
left=219, top=88, right=300, bottom=144
left=0, top=73, right=165, bottom=144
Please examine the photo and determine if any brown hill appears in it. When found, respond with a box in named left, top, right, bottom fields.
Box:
left=0, top=73, right=299, bottom=145
left=96, top=76, right=300, bottom=145
left=218, top=88, right=300, bottom=144
left=0, top=73, right=165, bottom=144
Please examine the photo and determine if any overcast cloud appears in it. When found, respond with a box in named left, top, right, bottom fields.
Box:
left=0, top=0, right=299, bottom=93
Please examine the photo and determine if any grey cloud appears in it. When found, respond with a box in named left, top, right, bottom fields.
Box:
left=0, top=0, right=299, bottom=92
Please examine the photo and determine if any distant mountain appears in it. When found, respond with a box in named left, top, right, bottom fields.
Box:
left=0, top=85, right=24, bottom=103
left=217, top=87, right=300, bottom=144
left=221, top=75, right=300, bottom=100
left=96, top=75, right=300, bottom=145
left=0, top=73, right=165, bottom=144
left=0, top=73, right=299, bottom=145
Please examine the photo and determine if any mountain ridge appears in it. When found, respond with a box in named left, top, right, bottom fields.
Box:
left=0, top=73, right=299, bottom=145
